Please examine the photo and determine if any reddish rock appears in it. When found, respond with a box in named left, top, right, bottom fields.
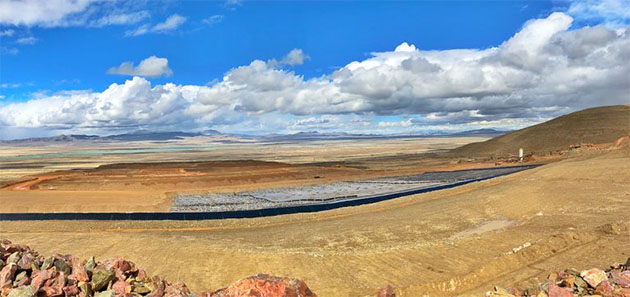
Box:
left=31, top=269, right=56, bottom=292
left=612, top=271, right=630, bottom=288
left=547, top=283, right=573, bottom=297
left=0, top=264, right=17, bottom=289
left=109, top=258, right=134, bottom=281
left=63, top=285, right=80, bottom=297
left=136, top=270, right=147, bottom=280
left=595, top=280, right=614, bottom=297
left=112, top=281, right=131, bottom=296
left=16, top=254, right=34, bottom=271
left=164, top=283, right=190, bottom=297
left=43, top=272, right=66, bottom=297
left=614, top=288, right=630, bottom=297
left=14, top=275, right=30, bottom=287
left=69, top=258, right=89, bottom=283
left=376, top=284, right=395, bottom=297
left=581, top=268, right=608, bottom=288
left=146, top=276, right=167, bottom=297
left=4, top=244, right=31, bottom=255
left=207, top=274, right=316, bottom=297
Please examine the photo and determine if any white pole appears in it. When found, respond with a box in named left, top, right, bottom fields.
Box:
left=519, top=148, right=524, bottom=162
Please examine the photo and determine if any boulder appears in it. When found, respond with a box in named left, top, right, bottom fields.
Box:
left=16, top=254, right=34, bottom=271
left=0, top=264, right=17, bottom=289
left=84, top=258, right=96, bottom=277
left=69, top=258, right=89, bottom=283
left=90, top=268, right=114, bottom=292
left=206, top=274, right=316, bottom=297
left=611, top=271, right=630, bottom=288
left=6, top=254, right=19, bottom=266
left=594, top=280, right=614, bottom=297
left=581, top=268, right=608, bottom=288
left=42, top=272, right=66, bottom=297
left=12, top=272, right=28, bottom=287
left=41, top=258, right=54, bottom=271
left=31, top=269, right=55, bottom=292
left=78, top=281, right=92, bottom=297
left=54, top=259, right=72, bottom=276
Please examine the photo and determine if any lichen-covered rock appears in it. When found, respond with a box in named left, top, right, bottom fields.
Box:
left=89, top=268, right=114, bottom=292
left=5, top=254, right=19, bottom=266
left=205, top=274, right=317, bottom=297
left=78, top=281, right=92, bottom=297
left=7, top=286, right=35, bottom=297
left=93, top=290, right=114, bottom=297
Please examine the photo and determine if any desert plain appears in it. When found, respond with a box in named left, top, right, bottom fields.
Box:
left=1, top=106, right=629, bottom=296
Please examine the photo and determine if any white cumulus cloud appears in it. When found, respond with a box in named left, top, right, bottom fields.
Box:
left=107, top=56, right=173, bottom=78
left=0, top=0, right=93, bottom=27
left=0, top=12, right=629, bottom=138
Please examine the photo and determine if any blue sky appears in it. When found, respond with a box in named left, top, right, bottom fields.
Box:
left=0, top=0, right=629, bottom=139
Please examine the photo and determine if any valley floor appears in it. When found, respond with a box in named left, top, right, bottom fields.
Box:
left=1, top=148, right=628, bottom=296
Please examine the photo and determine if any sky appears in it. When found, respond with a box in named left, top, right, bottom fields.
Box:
left=0, top=0, right=629, bottom=140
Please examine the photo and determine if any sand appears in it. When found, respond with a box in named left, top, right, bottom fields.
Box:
left=1, top=147, right=628, bottom=296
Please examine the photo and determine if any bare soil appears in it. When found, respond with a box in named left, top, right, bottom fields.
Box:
left=1, top=147, right=628, bottom=296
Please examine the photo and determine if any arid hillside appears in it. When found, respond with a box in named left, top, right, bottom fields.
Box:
left=450, top=105, right=630, bottom=158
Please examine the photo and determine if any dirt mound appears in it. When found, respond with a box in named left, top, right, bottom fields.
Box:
left=486, top=258, right=630, bottom=297
left=449, top=105, right=630, bottom=158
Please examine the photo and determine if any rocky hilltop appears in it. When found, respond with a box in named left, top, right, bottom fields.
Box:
left=449, top=105, right=630, bottom=158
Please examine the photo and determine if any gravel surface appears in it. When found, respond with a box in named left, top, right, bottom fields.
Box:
left=171, top=166, right=531, bottom=212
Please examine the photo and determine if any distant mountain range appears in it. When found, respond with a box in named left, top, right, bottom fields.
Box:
left=1, top=128, right=507, bottom=144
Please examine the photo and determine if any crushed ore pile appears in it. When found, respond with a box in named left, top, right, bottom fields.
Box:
left=0, top=240, right=395, bottom=297
left=487, top=258, right=630, bottom=297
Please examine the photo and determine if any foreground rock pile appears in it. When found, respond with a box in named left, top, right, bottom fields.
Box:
left=0, top=239, right=196, bottom=297
left=0, top=240, right=395, bottom=297
left=487, top=258, right=630, bottom=297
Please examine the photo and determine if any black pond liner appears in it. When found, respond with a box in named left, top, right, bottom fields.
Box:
left=0, top=165, right=539, bottom=221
